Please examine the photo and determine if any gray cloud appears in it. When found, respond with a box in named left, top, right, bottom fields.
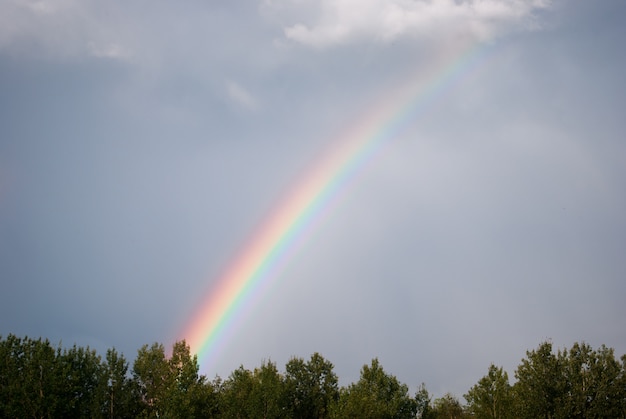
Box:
left=1, top=0, right=625, bottom=400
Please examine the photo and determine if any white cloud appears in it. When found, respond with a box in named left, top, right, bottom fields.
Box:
left=226, top=81, right=259, bottom=110
left=88, top=42, right=132, bottom=60
left=268, top=0, right=550, bottom=48
left=13, top=0, right=76, bottom=15
left=0, top=0, right=131, bottom=60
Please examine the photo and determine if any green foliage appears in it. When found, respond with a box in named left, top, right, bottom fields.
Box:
left=133, top=342, right=171, bottom=417
left=512, top=340, right=626, bottom=419
left=464, top=364, right=512, bottom=419
left=101, top=348, right=140, bottom=419
left=57, top=344, right=103, bottom=417
left=621, top=354, right=626, bottom=418
left=415, top=383, right=434, bottom=419
left=431, top=393, right=466, bottom=419
left=2, top=335, right=626, bottom=418
left=251, top=360, right=286, bottom=418
left=133, top=340, right=215, bottom=418
left=0, top=335, right=61, bottom=417
left=330, top=358, right=417, bottom=419
left=168, top=340, right=215, bottom=418
left=220, top=365, right=257, bottom=418
left=219, top=360, right=286, bottom=418
left=561, top=342, right=624, bottom=418
left=284, top=352, right=339, bottom=419
left=513, top=341, right=564, bottom=418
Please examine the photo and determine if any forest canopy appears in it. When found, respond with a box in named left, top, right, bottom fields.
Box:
left=1, top=334, right=625, bottom=418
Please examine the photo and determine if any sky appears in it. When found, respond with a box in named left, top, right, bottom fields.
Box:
left=1, top=0, right=625, bottom=399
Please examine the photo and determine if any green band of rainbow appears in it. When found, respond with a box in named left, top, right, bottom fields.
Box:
left=180, top=40, right=488, bottom=370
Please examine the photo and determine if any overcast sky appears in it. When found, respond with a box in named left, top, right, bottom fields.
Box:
left=1, top=0, right=625, bottom=398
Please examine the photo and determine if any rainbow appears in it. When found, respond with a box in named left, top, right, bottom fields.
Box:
left=180, top=40, right=489, bottom=370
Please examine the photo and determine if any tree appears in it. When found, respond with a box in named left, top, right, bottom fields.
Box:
left=284, top=352, right=339, bottom=419
left=617, top=354, right=626, bottom=418
left=133, top=342, right=172, bottom=418
left=100, top=348, right=140, bottom=419
left=133, top=340, right=215, bottom=418
left=432, top=393, right=466, bottom=419
left=250, top=360, right=286, bottom=418
left=167, top=340, right=215, bottom=418
left=561, top=341, right=594, bottom=418
left=3, top=334, right=625, bottom=419
left=330, top=358, right=417, bottom=419
left=589, top=344, right=624, bottom=417
left=57, top=344, right=103, bottom=418
left=513, top=341, right=565, bottom=418
left=0, top=335, right=62, bottom=418
left=0, top=334, right=24, bottom=417
left=220, top=365, right=256, bottom=418
left=464, top=364, right=513, bottom=419
left=558, top=342, right=624, bottom=418
left=513, top=341, right=626, bottom=419
left=415, top=383, right=435, bottom=419
left=220, top=360, right=286, bottom=419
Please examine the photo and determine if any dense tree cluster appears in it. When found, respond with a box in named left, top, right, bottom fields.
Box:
left=1, top=335, right=625, bottom=418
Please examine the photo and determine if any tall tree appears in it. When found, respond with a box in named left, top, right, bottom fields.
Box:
left=284, top=352, right=339, bottom=419
left=415, top=383, right=435, bottom=419
left=100, top=348, right=140, bottom=419
left=562, top=341, right=597, bottom=418
left=220, top=361, right=286, bottom=419
left=251, top=360, right=286, bottom=419
left=168, top=340, right=208, bottom=418
left=513, top=341, right=565, bottom=419
left=133, top=342, right=172, bottom=418
left=432, top=393, right=466, bottom=419
left=464, top=364, right=513, bottom=419
left=0, top=334, right=23, bottom=417
left=57, top=344, right=103, bottom=418
left=0, top=335, right=61, bottom=418
left=133, top=340, right=215, bottom=418
left=330, top=358, right=417, bottom=419
left=513, top=341, right=626, bottom=419
left=621, top=354, right=626, bottom=418
left=559, top=342, right=624, bottom=418
left=585, top=344, right=624, bottom=418
left=220, top=365, right=256, bottom=418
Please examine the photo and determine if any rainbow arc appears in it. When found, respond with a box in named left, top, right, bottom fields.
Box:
left=179, top=40, right=488, bottom=370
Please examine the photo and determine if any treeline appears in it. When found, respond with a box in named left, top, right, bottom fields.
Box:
left=1, top=335, right=625, bottom=418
